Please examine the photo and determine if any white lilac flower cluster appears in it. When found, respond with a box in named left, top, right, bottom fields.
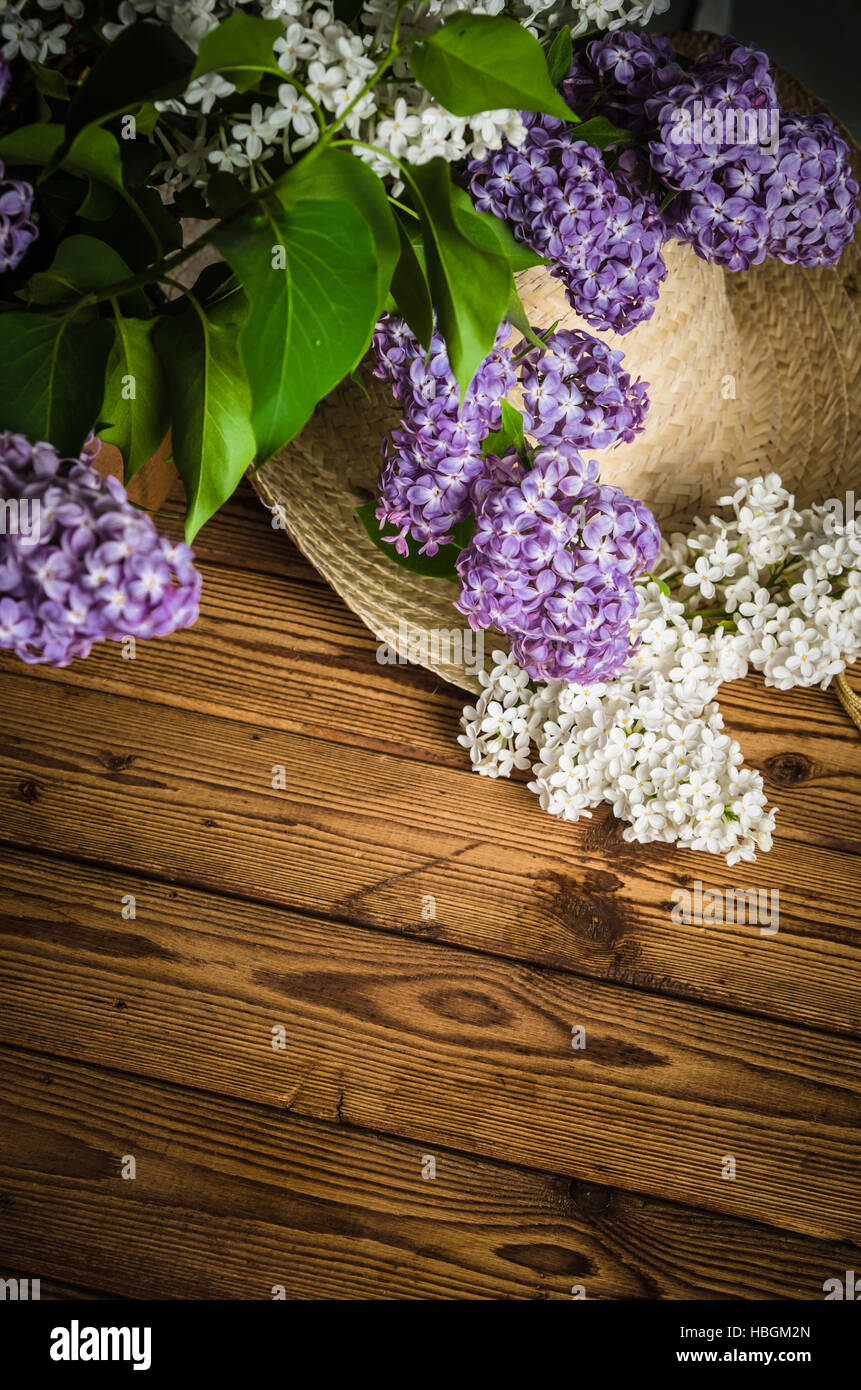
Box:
left=0, top=1, right=668, bottom=190
left=459, top=473, right=861, bottom=864
left=0, top=0, right=79, bottom=64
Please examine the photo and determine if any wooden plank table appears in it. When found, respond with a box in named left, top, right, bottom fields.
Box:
left=1, top=480, right=859, bottom=1300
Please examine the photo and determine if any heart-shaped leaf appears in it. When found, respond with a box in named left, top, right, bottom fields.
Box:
left=0, top=311, right=113, bottom=457
left=410, top=13, right=576, bottom=121
left=0, top=122, right=126, bottom=195
left=23, top=235, right=147, bottom=315
left=279, top=149, right=398, bottom=318
left=215, top=197, right=378, bottom=464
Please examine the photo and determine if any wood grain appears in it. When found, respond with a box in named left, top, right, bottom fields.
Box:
left=1, top=475, right=858, bottom=1298
left=13, top=554, right=861, bottom=852
left=0, top=670, right=858, bottom=1035
left=1, top=1045, right=855, bottom=1301
left=159, top=481, right=322, bottom=584
left=1, top=850, right=858, bottom=1242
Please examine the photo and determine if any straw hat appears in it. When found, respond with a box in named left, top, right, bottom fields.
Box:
left=252, top=37, right=861, bottom=693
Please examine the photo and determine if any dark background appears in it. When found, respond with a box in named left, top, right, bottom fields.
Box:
left=650, top=0, right=860, bottom=138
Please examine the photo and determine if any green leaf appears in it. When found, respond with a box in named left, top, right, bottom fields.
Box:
left=482, top=400, right=527, bottom=458
left=135, top=103, right=160, bottom=137
left=130, top=184, right=184, bottom=254
left=0, top=122, right=128, bottom=195
left=0, top=122, right=64, bottom=166
left=0, top=121, right=128, bottom=199
left=66, top=21, right=194, bottom=137
left=80, top=185, right=180, bottom=271
left=155, top=298, right=257, bottom=539
left=357, top=501, right=472, bottom=582
left=546, top=25, right=573, bottom=88
left=450, top=183, right=546, bottom=272
left=401, top=158, right=511, bottom=397
left=0, top=311, right=113, bottom=457
left=504, top=283, right=553, bottom=352
left=56, top=126, right=127, bottom=192
left=99, top=316, right=171, bottom=480
left=205, top=170, right=248, bottom=219
left=38, top=174, right=88, bottom=238
left=29, top=61, right=69, bottom=102
left=214, top=198, right=378, bottom=464
left=572, top=116, right=636, bottom=149
left=77, top=178, right=118, bottom=221
left=190, top=262, right=240, bottom=309
left=23, top=235, right=147, bottom=314
left=120, top=137, right=160, bottom=186
left=279, top=149, right=398, bottom=319
left=410, top=13, right=576, bottom=121
left=390, top=214, right=434, bottom=349
left=189, top=13, right=283, bottom=84
left=481, top=427, right=509, bottom=457
left=501, top=399, right=527, bottom=453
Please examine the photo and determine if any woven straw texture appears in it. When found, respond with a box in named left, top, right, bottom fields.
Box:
left=253, top=41, right=861, bottom=692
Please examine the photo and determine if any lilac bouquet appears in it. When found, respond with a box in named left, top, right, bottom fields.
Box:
left=0, top=9, right=857, bottom=684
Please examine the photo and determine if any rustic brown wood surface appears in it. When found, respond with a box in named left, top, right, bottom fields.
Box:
left=0, top=480, right=859, bottom=1300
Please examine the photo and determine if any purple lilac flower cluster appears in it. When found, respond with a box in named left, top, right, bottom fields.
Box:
left=561, top=31, right=685, bottom=136
left=468, top=113, right=667, bottom=335
left=0, top=433, right=201, bottom=666
left=372, top=318, right=655, bottom=682
left=0, top=158, right=38, bottom=273
left=372, top=317, right=649, bottom=556
left=518, top=330, right=648, bottom=450
left=455, top=448, right=660, bottom=683
left=566, top=33, right=859, bottom=271
left=371, top=314, right=517, bottom=555
left=761, top=112, right=861, bottom=268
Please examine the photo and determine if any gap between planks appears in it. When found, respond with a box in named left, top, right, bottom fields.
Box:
left=5, top=556, right=859, bottom=857
left=0, top=671, right=859, bottom=1037
left=1, top=1042, right=857, bottom=1301
left=1, top=848, right=859, bottom=1243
